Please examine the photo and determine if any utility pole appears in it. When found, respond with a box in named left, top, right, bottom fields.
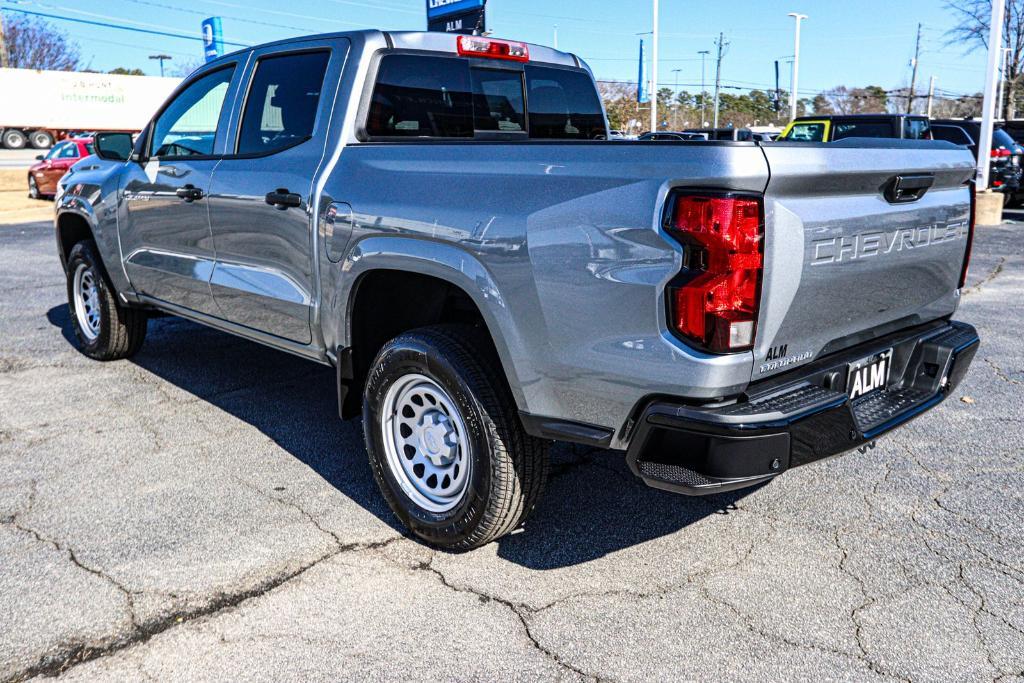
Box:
left=774, top=60, right=781, bottom=115
left=788, top=12, right=807, bottom=121
left=650, top=0, right=659, bottom=133
left=713, top=33, right=726, bottom=129
left=0, top=11, right=9, bottom=69
left=926, top=75, right=937, bottom=119
left=907, top=22, right=922, bottom=114
left=979, top=0, right=1006, bottom=190
left=698, top=50, right=710, bottom=126
left=552, top=25, right=558, bottom=50
left=149, top=54, right=172, bottom=78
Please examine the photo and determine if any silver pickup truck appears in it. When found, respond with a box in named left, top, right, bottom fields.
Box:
left=56, top=30, right=980, bottom=549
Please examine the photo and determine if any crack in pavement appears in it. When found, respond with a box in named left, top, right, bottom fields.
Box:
left=411, top=553, right=602, bottom=682
left=2, top=487, right=404, bottom=683
left=964, top=257, right=1006, bottom=297
left=984, top=357, right=1023, bottom=386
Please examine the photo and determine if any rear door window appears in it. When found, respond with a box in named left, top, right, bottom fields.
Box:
left=832, top=120, right=894, bottom=140
left=931, top=125, right=973, bottom=146
left=366, top=55, right=473, bottom=138
left=525, top=65, right=606, bottom=139
left=236, top=51, right=330, bottom=155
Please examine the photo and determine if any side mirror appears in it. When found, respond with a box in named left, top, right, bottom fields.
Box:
left=94, top=132, right=134, bottom=162
left=35, top=154, right=44, bottom=161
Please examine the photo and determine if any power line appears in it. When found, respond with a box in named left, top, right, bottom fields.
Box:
left=1, top=6, right=249, bottom=47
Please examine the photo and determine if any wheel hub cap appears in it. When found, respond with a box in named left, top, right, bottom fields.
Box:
left=380, top=374, right=471, bottom=513
left=73, top=263, right=101, bottom=341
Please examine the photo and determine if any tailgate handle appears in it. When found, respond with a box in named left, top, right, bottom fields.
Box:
left=885, top=174, right=934, bottom=204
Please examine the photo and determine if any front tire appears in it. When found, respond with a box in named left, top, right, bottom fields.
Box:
left=65, top=240, right=147, bottom=360
left=363, top=325, right=549, bottom=550
left=28, top=175, right=40, bottom=199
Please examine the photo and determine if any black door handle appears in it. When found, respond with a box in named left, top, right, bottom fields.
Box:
left=175, top=184, right=204, bottom=202
left=265, top=188, right=302, bottom=209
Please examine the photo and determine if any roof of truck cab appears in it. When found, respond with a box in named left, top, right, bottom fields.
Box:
left=207, top=30, right=582, bottom=70
left=790, top=114, right=926, bottom=122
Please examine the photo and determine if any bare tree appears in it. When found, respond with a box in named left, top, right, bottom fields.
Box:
left=2, top=15, right=80, bottom=71
left=946, top=0, right=1024, bottom=117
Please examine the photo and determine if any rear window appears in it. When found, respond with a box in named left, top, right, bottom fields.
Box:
left=993, top=128, right=1017, bottom=149
left=365, top=54, right=605, bottom=140
left=903, top=117, right=931, bottom=140
left=832, top=120, right=893, bottom=140
left=366, top=55, right=474, bottom=138
left=524, top=64, right=606, bottom=139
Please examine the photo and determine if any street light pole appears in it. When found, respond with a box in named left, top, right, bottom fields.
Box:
left=788, top=12, right=807, bottom=121
left=650, top=0, right=659, bottom=133
left=698, top=49, right=709, bottom=126
left=998, top=47, right=1011, bottom=119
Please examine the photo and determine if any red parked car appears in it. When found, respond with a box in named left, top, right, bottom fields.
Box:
left=27, top=137, right=94, bottom=199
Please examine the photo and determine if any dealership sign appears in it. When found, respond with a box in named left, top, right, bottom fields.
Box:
left=202, top=17, right=224, bottom=62
left=426, top=0, right=484, bottom=20
left=426, top=0, right=484, bottom=34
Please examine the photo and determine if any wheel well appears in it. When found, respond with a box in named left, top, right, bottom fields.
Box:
left=57, top=213, right=94, bottom=269
left=339, top=270, right=500, bottom=419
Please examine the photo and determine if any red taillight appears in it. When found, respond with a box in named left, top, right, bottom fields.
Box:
left=665, top=194, right=764, bottom=352
left=457, top=35, right=529, bottom=62
left=960, top=183, right=976, bottom=288
left=992, top=147, right=1011, bottom=158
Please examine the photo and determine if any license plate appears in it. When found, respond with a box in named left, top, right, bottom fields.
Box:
left=847, top=349, right=893, bottom=399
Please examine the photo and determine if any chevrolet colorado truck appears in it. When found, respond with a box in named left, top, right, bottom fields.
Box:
left=56, top=30, right=980, bottom=549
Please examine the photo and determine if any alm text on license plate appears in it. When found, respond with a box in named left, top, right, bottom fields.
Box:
left=847, top=349, right=893, bottom=399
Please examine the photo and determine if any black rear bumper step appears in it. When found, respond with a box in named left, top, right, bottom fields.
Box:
left=626, top=320, right=979, bottom=496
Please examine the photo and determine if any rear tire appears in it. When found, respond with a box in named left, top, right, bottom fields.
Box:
left=363, top=324, right=549, bottom=550
left=29, top=130, right=54, bottom=149
left=65, top=240, right=147, bottom=360
left=2, top=129, right=27, bottom=150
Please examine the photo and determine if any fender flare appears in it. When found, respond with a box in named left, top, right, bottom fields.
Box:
left=338, top=235, right=531, bottom=411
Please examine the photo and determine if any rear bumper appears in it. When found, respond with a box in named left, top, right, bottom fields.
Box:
left=625, top=320, right=979, bottom=495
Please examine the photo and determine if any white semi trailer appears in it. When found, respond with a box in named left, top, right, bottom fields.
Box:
left=0, top=67, right=180, bottom=149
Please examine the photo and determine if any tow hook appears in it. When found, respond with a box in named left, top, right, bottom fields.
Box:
left=856, top=441, right=877, bottom=455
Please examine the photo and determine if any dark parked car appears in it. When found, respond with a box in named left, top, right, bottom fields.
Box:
left=931, top=119, right=1022, bottom=202
left=684, top=127, right=753, bottom=141
left=637, top=131, right=706, bottom=141
left=779, top=114, right=931, bottom=142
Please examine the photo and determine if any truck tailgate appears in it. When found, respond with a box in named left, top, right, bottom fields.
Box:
left=753, top=141, right=975, bottom=381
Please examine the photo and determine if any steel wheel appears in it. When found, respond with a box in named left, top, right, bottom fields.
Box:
left=73, top=263, right=101, bottom=341
left=380, top=373, right=471, bottom=514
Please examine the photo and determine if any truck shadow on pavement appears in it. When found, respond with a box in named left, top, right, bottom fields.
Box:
left=48, top=306, right=752, bottom=569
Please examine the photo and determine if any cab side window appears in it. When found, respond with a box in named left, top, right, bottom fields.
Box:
left=150, top=67, right=235, bottom=159
left=236, top=51, right=331, bottom=155
left=785, top=122, right=825, bottom=142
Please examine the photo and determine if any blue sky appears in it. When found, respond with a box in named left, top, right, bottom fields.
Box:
left=1, top=0, right=991, bottom=98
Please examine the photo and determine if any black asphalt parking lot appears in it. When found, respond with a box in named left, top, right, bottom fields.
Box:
left=1, top=217, right=1022, bottom=681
